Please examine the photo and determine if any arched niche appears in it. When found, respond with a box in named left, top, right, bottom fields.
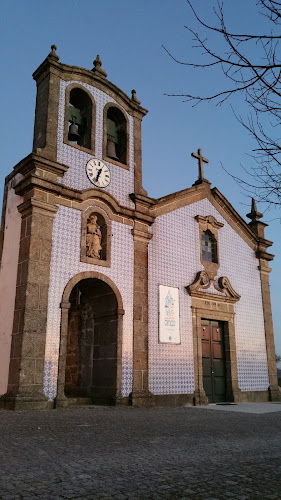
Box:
left=81, top=206, right=111, bottom=267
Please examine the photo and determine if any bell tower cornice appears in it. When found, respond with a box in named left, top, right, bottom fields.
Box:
left=33, top=48, right=148, bottom=118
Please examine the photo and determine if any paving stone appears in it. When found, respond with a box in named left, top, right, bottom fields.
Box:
left=0, top=406, right=281, bottom=499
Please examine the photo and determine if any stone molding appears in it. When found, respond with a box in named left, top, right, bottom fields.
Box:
left=195, top=214, right=224, bottom=280
left=102, top=102, right=130, bottom=170
left=32, top=54, right=148, bottom=120
left=80, top=205, right=111, bottom=267
left=6, top=153, right=68, bottom=184
left=56, top=271, right=124, bottom=407
left=131, top=228, right=153, bottom=243
left=187, top=270, right=240, bottom=303
left=17, top=198, right=58, bottom=218
left=190, top=297, right=242, bottom=406
left=63, top=82, right=96, bottom=155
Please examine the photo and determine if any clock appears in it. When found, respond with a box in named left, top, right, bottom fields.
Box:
left=86, top=159, right=111, bottom=188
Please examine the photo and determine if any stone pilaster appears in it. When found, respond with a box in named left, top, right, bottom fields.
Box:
left=0, top=195, right=57, bottom=410
left=246, top=198, right=280, bottom=401
left=133, top=114, right=147, bottom=195
left=259, top=259, right=281, bottom=401
left=130, top=222, right=154, bottom=407
left=32, top=46, right=61, bottom=162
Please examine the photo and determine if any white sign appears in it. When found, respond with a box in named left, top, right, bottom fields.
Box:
left=159, top=285, right=180, bottom=344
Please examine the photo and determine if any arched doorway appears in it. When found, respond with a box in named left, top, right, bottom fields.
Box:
left=57, top=273, right=124, bottom=406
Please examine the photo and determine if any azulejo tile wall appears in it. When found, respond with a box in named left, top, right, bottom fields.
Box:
left=43, top=206, right=134, bottom=400
left=148, top=198, right=269, bottom=395
left=57, top=80, right=135, bottom=209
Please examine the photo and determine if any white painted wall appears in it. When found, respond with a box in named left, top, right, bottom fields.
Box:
left=148, top=198, right=269, bottom=395
left=43, top=205, right=134, bottom=400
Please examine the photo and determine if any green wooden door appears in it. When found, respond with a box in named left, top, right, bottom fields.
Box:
left=201, top=319, right=226, bottom=403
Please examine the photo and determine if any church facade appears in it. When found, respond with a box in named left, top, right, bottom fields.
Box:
left=0, top=46, right=280, bottom=410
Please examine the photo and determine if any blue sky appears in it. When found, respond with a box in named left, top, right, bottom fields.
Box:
left=1, top=0, right=280, bottom=356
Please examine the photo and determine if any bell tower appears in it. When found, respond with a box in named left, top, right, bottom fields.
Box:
left=32, top=45, right=148, bottom=197
left=0, top=46, right=155, bottom=409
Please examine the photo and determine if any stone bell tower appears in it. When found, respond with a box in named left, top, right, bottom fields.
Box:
left=0, top=45, right=154, bottom=409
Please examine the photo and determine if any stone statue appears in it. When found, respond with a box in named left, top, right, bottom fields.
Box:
left=86, top=214, right=102, bottom=259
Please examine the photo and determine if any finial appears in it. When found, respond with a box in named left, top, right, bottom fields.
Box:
left=48, top=44, right=59, bottom=61
left=246, top=198, right=263, bottom=222
left=92, top=54, right=107, bottom=77
left=131, top=89, right=141, bottom=105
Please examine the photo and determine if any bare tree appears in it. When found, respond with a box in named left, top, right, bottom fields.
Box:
left=164, top=0, right=281, bottom=207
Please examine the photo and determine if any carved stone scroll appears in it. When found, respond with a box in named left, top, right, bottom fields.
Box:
left=186, top=271, right=240, bottom=303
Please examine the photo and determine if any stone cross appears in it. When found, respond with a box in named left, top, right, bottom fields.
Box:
left=191, top=148, right=209, bottom=182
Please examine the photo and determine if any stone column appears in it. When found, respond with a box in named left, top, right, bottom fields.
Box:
left=2, top=197, right=57, bottom=410
left=130, top=222, right=154, bottom=407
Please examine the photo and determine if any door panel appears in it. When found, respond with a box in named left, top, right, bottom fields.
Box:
left=201, top=320, right=226, bottom=403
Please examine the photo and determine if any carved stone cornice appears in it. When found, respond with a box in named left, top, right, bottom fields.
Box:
left=6, top=153, right=68, bottom=183
left=195, top=215, right=224, bottom=230
left=32, top=53, right=148, bottom=119
left=186, top=270, right=240, bottom=303
left=17, top=198, right=58, bottom=218
left=131, top=228, right=153, bottom=243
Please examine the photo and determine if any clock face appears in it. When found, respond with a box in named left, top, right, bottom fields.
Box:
left=86, top=159, right=111, bottom=188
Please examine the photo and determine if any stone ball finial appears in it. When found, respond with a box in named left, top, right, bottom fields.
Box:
left=92, top=54, right=107, bottom=77
left=48, top=44, right=60, bottom=61
left=246, top=198, right=263, bottom=222
left=131, top=89, right=141, bottom=105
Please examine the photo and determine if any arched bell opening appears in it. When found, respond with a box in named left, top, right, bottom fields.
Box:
left=68, top=87, right=92, bottom=149
left=106, top=106, right=127, bottom=165
left=63, top=277, right=120, bottom=405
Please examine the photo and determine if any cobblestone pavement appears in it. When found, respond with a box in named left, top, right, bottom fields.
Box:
left=0, top=405, right=281, bottom=500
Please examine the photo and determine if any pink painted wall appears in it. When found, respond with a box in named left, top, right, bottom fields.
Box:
left=0, top=175, right=22, bottom=395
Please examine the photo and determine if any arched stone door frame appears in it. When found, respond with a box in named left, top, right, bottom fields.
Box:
left=56, top=271, right=124, bottom=407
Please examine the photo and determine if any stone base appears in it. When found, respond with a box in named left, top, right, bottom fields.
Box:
left=129, top=390, right=155, bottom=407
left=55, top=394, right=130, bottom=408
left=230, top=388, right=243, bottom=403
left=268, top=385, right=281, bottom=402
left=233, top=390, right=271, bottom=403
left=0, top=393, right=51, bottom=411
left=194, top=389, right=209, bottom=406
left=153, top=394, right=194, bottom=407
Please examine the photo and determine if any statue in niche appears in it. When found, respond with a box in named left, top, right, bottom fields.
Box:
left=86, top=214, right=102, bottom=259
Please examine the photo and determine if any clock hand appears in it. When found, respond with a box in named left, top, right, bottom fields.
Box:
left=95, top=168, right=102, bottom=181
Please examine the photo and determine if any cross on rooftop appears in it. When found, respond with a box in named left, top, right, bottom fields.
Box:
left=191, top=148, right=209, bottom=182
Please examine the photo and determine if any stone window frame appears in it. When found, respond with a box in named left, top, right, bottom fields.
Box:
left=103, top=102, right=130, bottom=170
left=81, top=206, right=111, bottom=267
left=195, top=215, right=224, bottom=280
left=63, top=83, right=96, bottom=154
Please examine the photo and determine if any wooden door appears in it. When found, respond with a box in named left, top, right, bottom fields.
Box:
left=201, top=319, right=226, bottom=403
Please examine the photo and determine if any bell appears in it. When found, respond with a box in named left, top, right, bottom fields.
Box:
left=68, top=122, right=80, bottom=141
left=107, top=139, right=119, bottom=161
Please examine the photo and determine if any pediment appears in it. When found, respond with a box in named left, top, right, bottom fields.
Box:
left=186, top=270, right=240, bottom=303
left=150, top=182, right=266, bottom=253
